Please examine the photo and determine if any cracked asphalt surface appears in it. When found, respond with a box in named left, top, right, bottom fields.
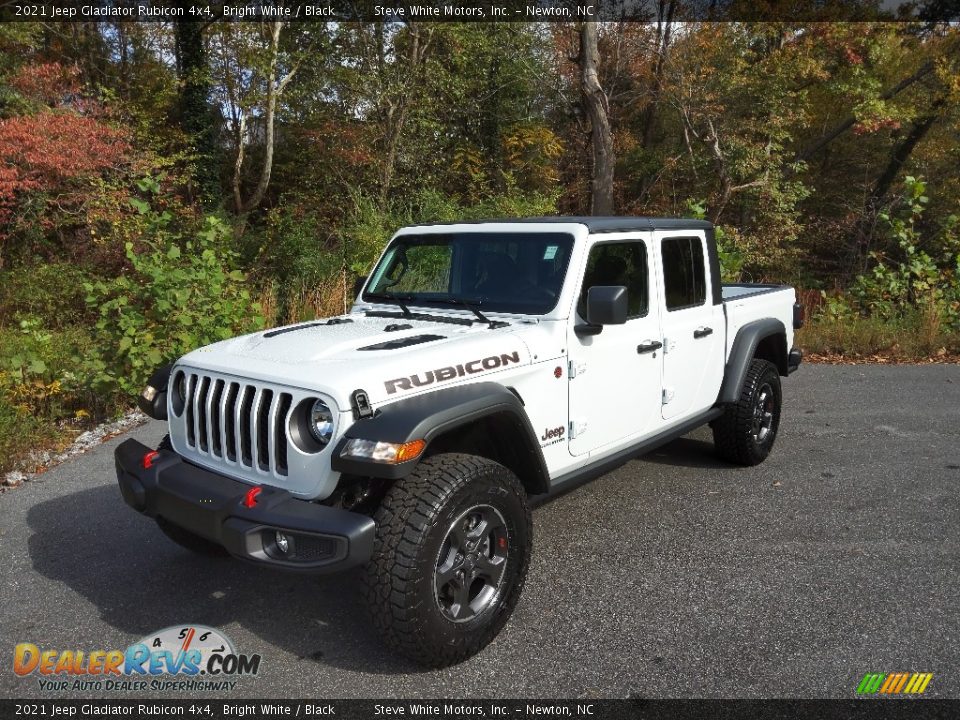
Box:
left=1, top=365, right=958, bottom=699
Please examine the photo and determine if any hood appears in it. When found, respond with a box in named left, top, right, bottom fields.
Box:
left=177, top=312, right=561, bottom=410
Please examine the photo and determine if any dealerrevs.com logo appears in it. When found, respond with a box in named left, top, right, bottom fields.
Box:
left=13, top=625, right=261, bottom=692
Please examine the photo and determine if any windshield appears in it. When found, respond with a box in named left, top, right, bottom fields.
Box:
left=363, top=232, right=574, bottom=315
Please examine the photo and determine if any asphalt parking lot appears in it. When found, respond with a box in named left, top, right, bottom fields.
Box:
left=1, top=365, right=958, bottom=699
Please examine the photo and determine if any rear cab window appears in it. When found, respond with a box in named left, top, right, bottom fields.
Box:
left=661, top=236, right=706, bottom=310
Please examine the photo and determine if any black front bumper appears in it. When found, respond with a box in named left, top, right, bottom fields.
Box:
left=115, top=439, right=375, bottom=573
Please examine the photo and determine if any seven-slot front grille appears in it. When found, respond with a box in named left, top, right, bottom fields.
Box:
left=179, top=372, right=292, bottom=477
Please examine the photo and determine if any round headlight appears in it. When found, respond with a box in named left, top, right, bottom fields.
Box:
left=308, top=399, right=334, bottom=445
left=171, top=371, right=187, bottom=416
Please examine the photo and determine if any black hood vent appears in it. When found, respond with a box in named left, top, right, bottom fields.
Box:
left=359, top=334, right=445, bottom=351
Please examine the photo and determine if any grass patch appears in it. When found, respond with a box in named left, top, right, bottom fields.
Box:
left=0, top=396, right=60, bottom=475
left=798, top=311, right=960, bottom=361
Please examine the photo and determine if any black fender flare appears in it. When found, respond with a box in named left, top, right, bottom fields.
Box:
left=716, top=319, right=787, bottom=404
left=331, top=382, right=549, bottom=490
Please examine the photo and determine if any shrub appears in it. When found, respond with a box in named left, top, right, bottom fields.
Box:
left=686, top=198, right=744, bottom=281
left=84, top=207, right=264, bottom=396
left=0, top=262, right=98, bottom=328
left=851, top=177, right=960, bottom=330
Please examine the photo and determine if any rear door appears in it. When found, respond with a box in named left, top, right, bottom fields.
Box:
left=655, top=232, right=725, bottom=420
left=567, top=235, right=663, bottom=457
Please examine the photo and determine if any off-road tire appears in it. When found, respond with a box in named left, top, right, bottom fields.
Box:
left=362, top=453, right=532, bottom=667
left=713, top=359, right=782, bottom=466
left=154, top=435, right=229, bottom=557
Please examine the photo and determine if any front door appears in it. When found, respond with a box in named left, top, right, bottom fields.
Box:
left=568, top=236, right=663, bottom=457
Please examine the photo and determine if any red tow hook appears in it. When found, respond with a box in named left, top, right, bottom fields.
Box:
left=242, top=486, right=262, bottom=508
left=141, top=450, right=160, bottom=469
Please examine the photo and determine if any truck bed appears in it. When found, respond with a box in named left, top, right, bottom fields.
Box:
left=720, top=283, right=797, bottom=364
left=721, top=283, right=791, bottom=301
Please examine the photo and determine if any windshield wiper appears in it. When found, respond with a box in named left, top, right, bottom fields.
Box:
left=428, top=296, right=509, bottom=329
left=364, top=292, right=414, bottom=317
left=363, top=292, right=473, bottom=327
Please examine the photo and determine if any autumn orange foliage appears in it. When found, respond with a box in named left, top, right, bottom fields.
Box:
left=0, top=63, right=129, bottom=241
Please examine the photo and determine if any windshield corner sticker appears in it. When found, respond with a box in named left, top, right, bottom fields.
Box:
left=385, top=351, right=521, bottom=394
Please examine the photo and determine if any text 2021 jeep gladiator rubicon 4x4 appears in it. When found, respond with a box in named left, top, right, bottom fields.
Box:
left=116, top=217, right=803, bottom=666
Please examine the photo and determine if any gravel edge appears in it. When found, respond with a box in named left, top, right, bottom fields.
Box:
left=1, top=409, right=148, bottom=489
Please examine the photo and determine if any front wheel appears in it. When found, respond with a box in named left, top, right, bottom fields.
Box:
left=362, top=453, right=532, bottom=667
left=713, top=358, right=782, bottom=466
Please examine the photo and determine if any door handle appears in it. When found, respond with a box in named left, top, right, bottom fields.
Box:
left=637, top=340, right=663, bottom=354
left=693, top=326, right=713, bottom=339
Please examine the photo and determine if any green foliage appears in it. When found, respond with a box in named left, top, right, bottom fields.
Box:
left=851, top=177, right=960, bottom=330
left=0, top=263, right=97, bottom=328
left=686, top=199, right=744, bottom=282
left=0, top=393, right=56, bottom=475
left=84, top=206, right=264, bottom=395
left=0, top=322, right=103, bottom=419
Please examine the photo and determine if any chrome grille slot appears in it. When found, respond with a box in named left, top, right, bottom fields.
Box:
left=254, top=389, right=273, bottom=472
left=171, top=368, right=327, bottom=492
left=275, top=393, right=292, bottom=475
left=195, top=376, right=210, bottom=452
left=223, top=382, right=239, bottom=461
left=184, top=375, right=197, bottom=447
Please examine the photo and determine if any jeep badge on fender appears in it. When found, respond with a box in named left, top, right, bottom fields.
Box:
left=114, top=217, right=802, bottom=668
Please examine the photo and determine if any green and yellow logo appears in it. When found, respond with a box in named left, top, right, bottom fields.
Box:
left=856, top=672, right=933, bottom=695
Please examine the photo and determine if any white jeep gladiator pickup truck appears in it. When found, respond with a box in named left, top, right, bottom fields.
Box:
left=116, top=217, right=803, bottom=666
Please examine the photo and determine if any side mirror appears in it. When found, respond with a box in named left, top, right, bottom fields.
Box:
left=353, top=275, right=368, bottom=297
left=576, top=285, right=628, bottom=336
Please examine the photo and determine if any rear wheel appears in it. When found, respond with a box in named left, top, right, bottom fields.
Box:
left=362, top=453, right=531, bottom=667
left=713, top=359, right=782, bottom=466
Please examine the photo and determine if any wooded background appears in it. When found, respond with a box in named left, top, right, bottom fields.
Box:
left=1, top=16, right=958, bottom=473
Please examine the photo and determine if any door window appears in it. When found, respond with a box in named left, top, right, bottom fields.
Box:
left=661, top=236, right=706, bottom=310
left=577, top=242, right=649, bottom=319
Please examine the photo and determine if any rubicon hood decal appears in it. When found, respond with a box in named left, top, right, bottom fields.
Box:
left=385, top=351, right=522, bottom=394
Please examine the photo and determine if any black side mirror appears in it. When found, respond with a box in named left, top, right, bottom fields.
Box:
left=353, top=275, right=368, bottom=297
left=587, top=285, right=628, bottom=324
left=576, top=285, right=628, bottom=336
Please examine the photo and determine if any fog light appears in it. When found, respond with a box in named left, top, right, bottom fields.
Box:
left=275, top=531, right=290, bottom=554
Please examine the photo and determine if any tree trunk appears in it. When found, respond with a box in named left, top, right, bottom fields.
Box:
left=640, top=0, right=674, bottom=150
left=174, top=16, right=219, bottom=205
left=233, top=22, right=302, bottom=218
left=580, top=22, right=615, bottom=216
left=377, top=23, right=431, bottom=209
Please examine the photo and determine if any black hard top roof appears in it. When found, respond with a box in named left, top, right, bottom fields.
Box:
left=404, top=216, right=713, bottom=233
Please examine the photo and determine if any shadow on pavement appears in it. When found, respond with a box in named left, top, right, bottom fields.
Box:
left=641, top=437, right=731, bottom=470
left=25, top=483, right=426, bottom=676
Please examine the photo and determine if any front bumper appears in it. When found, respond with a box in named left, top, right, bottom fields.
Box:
left=115, top=439, right=375, bottom=573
